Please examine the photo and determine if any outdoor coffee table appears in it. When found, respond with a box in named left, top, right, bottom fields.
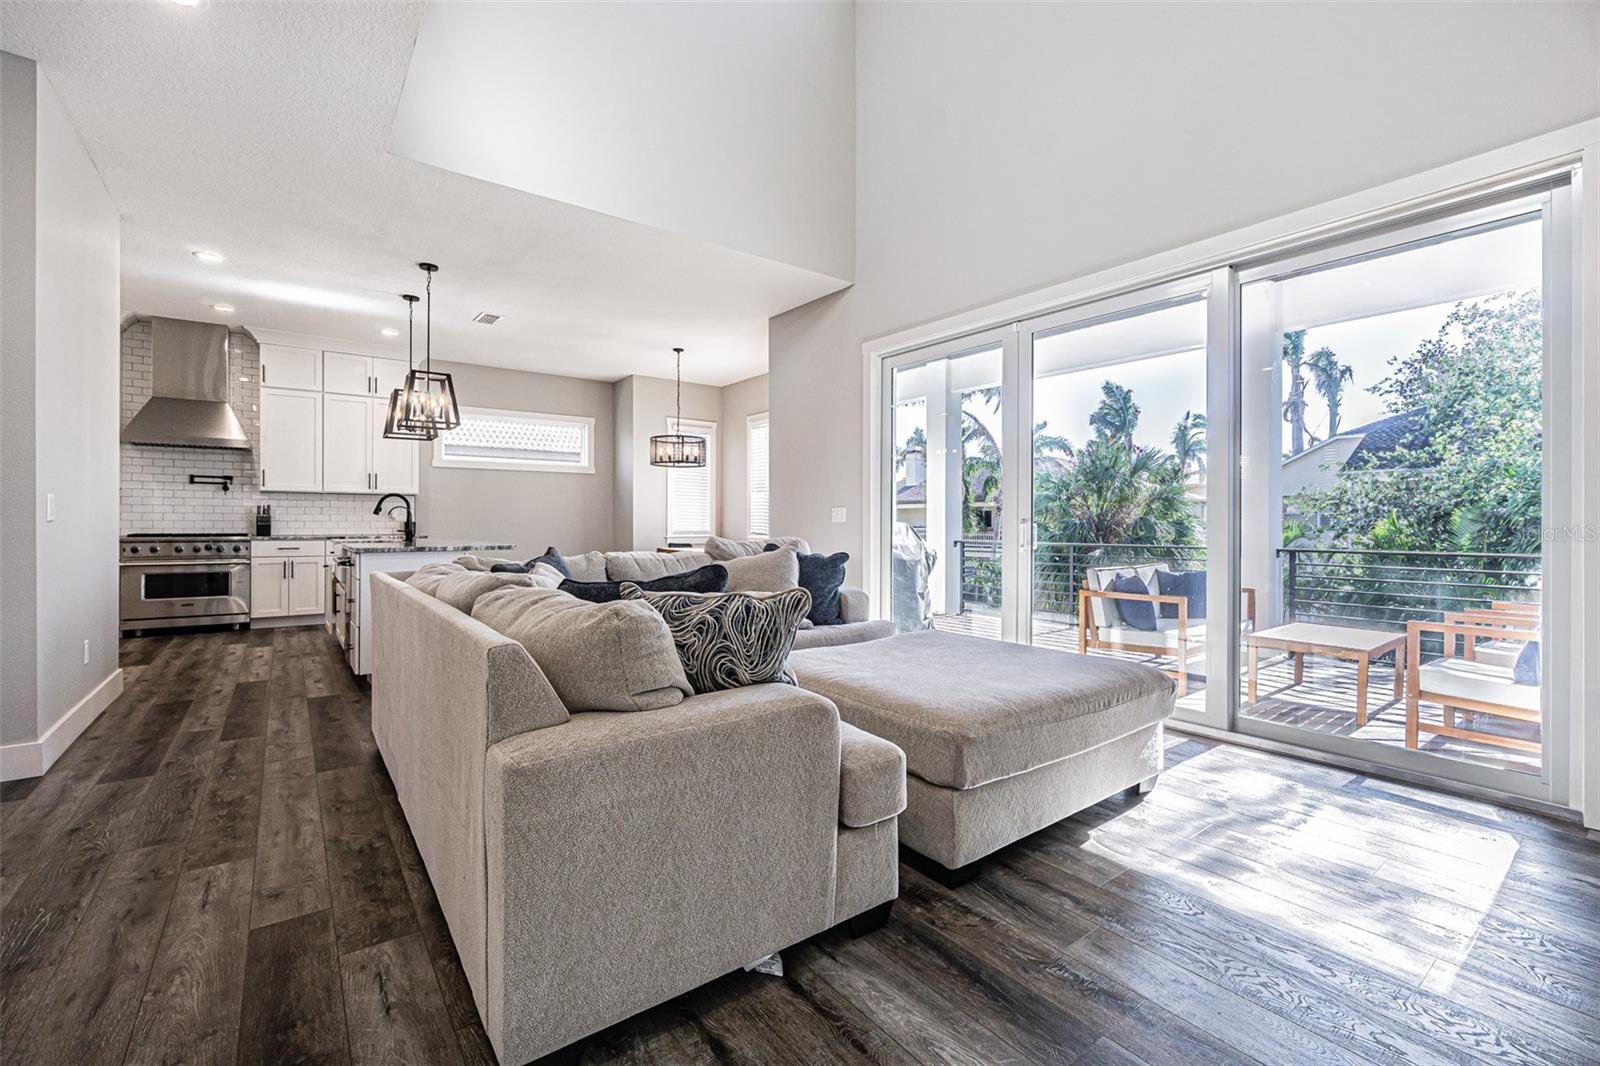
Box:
left=1247, top=623, right=1407, bottom=726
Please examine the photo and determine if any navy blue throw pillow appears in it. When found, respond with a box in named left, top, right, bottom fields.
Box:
left=1109, top=573, right=1157, bottom=631
left=1155, top=569, right=1207, bottom=620
left=489, top=562, right=530, bottom=574
left=787, top=551, right=849, bottom=626
left=1513, top=640, right=1540, bottom=686
left=529, top=546, right=572, bottom=578
left=559, top=564, right=728, bottom=604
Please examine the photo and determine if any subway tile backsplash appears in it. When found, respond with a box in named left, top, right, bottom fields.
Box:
left=120, top=321, right=406, bottom=536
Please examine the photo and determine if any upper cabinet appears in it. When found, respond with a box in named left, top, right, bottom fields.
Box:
left=259, top=344, right=322, bottom=391
left=259, top=386, right=323, bottom=492
left=324, top=350, right=409, bottom=398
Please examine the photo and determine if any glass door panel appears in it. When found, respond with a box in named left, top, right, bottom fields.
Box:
left=1237, top=209, right=1547, bottom=782
left=887, top=343, right=1006, bottom=637
left=1025, top=295, right=1211, bottom=718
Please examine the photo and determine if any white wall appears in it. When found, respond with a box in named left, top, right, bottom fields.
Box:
left=417, top=360, right=617, bottom=559
left=613, top=374, right=724, bottom=549
left=719, top=372, right=768, bottom=541
left=391, top=1, right=854, bottom=281
left=0, top=52, right=121, bottom=765
left=770, top=1, right=1600, bottom=565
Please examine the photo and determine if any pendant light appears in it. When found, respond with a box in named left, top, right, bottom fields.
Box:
left=383, top=293, right=435, bottom=440
left=649, top=347, right=707, bottom=467
left=395, top=262, right=461, bottom=435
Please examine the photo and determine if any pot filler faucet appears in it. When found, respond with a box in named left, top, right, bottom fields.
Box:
left=373, top=494, right=416, bottom=545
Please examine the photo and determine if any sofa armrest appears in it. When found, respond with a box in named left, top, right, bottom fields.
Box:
left=839, top=586, right=871, bottom=623
left=482, top=684, right=844, bottom=1063
left=838, top=722, right=906, bottom=828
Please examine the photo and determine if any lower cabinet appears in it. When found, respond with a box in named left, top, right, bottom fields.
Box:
left=250, top=542, right=327, bottom=620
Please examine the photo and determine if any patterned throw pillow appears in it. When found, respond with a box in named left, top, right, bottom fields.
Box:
left=619, top=584, right=812, bottom=693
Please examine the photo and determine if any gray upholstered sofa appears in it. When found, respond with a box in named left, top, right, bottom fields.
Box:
left=369, top=572, right=904, bottom=1065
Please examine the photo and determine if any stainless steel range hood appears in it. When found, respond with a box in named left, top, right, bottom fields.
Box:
left=121, top=317, right=251, bottom=449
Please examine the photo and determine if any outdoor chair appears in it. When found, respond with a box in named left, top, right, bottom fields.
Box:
left=1405, top=618, right=1541, bottom=754
left=1079, top=564, right=1256, bottom=697
left=1441, top=601, right=1540, bottom=669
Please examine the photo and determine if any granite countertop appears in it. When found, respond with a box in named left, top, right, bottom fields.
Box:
left=253, top=533, right=406, bottom=541
left=342, top=542, right=516, bottom=555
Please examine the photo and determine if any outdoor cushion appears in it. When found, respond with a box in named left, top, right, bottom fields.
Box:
left=1513, top=640, right=1540, bottom=685
left=1085, top=565, right=1159, bottom=628
left=605, top=550, right=714, bottom=583
left=837, top=722, right=907, bottom=828
left=1418, top=657, right=1539, bottom=713
left=789, top=630, right=1175, bottom=790
left=1109, top=573, right=1158, bottom=630
left=471, top=586, right=691, bottom=712
left=1156, top=569, right=1207, bottom=620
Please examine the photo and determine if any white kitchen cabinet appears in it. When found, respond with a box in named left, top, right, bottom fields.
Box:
left=259, top=386, right=323, bottom=492
left=322, top=394, right=372, bottom=493
left=286, top=556, right=325, bottom=616
left=259, top=344, right=322, bottom=391
left=250, top=560, right=290, bottom=618
left=323, top=351, right=409, bottom=399
left=370, top=399, right=419, bottom=494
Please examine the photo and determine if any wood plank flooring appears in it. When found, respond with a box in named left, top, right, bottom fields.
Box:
left=2, top=627, right=1597, bottom=1066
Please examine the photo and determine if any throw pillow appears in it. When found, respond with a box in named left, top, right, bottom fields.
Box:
left=722, top=547, right=799, bottom=593
left=1108, top=573, right=1158, bottom=631
left=604, top=550, right=714, bottom=583
left=705, top=535, right=811, bottom=561
left=529, top=546, right=571, bottom=577
left=529, top=546, right=608, bottom=582
left=471, top=587, right=690, bottom=711
left=774, top=550, right=849, bottom=626
left=489, top=562, right=528, bottom=573
left=1155, top=569, right=1207, bottom=620
left=404, top=561, right=468, bottom=597
left=1513, top=640, right=1541, bottom=686
left=431, top=571, right=534, bottom=614
left=559, top=563, right=728, bottom=604
left=529, top=561, right=566, bottom=589
left=620, top=584, right=811, bottom=692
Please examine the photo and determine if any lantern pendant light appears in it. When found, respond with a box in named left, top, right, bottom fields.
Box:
left=648, top=347, right=707, bottom=468
left=383, top=293, right=435, bottom=440
left=395, top=262, right=461, bottom=435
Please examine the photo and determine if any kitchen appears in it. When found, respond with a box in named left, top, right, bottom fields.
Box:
left=118, top=315, right=509, bottom=675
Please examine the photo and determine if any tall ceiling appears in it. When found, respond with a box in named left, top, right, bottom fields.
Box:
left=1, top=1, right=851, bottom=385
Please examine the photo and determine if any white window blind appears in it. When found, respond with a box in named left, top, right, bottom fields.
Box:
left=747, top=413, right=770, bottom=538
left=433, top=407, right=594, bottom=473
left=666, top=418, right=717, bottom=540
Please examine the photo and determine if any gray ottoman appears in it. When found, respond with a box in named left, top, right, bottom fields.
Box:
left=788, top=630, right=1175, bottom=882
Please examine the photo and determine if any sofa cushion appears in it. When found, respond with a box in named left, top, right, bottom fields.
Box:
left=788, top=630, right=1175, bottom=789
left=431, top=571, right=535, bottom=614
left=405, top=561, right=469, bottom=596
left=782, top=550, right=850, bottom=626
left=704, top=535, right=810, bottom=561
left=605, top=550, right=714, bottom=583
left=790, top=619, right=894, bottom=651
left=838, top=722, right=906, bottom=828
left=722, top=547, right=799, bottom=593
left=560, top=564, right=728, bottom=604
left=531, top=546, right=608, bottom=582
left=620, top=584, right=810, bottom=693
left=472, top=587, right=690, bottom=712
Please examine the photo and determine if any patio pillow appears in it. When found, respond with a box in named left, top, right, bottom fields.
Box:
left=1156, top=568, right=1207, bottom=620
left=559, top=563, right=728, bottom=604
left=1109, top=573, right=1158, bottom=631
left=620, top=584, right=811, bottom=692
left=1513, top=640, right=1540, bottom=686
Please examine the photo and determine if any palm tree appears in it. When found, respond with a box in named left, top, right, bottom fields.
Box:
left=894, top=425, right=927, bottom=480
left=961, top=390, right=1002, bottom=536
left=1307, top=346, right=1354, bottom=437
left=1281, top=329, right=1314, bottom=455
left=1033, top=421, right=1072, bottom=472
left=1089, top=381, right=1140, bottom=454
left=1170, top=411, right=1206, bottom=477
left=1032, top=437, right=1197, bottom=546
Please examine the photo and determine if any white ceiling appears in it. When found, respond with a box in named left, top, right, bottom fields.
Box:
left=1, top=1, right=849, bottom=386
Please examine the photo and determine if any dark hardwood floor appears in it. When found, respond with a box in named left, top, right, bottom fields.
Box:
left=3, top=628, right=1597, bottom=1065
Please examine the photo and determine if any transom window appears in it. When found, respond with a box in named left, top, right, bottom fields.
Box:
left=432, top=406, right=595, bottom=473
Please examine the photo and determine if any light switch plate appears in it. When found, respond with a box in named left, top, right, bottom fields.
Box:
left=830, top=507, right=846, bottom=524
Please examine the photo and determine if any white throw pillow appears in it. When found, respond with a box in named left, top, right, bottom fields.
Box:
left=721, top=548, right=799, bottom=593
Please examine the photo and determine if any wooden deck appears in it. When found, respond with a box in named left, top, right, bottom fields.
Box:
left=931, top=611, right=1542, bottom=776
left=2, top=627, right=1591, bottom=1065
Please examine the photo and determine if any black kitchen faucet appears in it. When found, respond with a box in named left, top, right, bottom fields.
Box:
left=373, top=494, right=416, bottom=545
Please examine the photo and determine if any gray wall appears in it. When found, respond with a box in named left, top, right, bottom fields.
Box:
left=417, top=360, right=618, bottom=559
left=615, top=374, right=724, bottom=549
left=770, top=1, right=1600, bottom=565
left=719, top=372, right=769, bottom=541
left=1, top=52, right=122, bottom=748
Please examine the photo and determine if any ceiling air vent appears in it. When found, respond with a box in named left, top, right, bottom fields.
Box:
left=472, top=311, right=502, bottom=326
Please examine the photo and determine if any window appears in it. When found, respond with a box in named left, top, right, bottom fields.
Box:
left=666, top=417, right=717, bottom=541
left=432, top=407, right=594, bottom=473
left=747, top=413, right=770, bottom=539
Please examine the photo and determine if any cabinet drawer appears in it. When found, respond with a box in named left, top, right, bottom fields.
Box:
left=251, top=539, right=326, bottom=558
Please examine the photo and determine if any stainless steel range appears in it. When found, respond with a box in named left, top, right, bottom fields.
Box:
left=119, top=533, right=251, bottom=635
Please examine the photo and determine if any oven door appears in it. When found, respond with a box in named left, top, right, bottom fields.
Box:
left=120, top=561, right=251, bottom=623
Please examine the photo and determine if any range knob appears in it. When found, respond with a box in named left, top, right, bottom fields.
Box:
left=129, top=545, right=141, bottom=554
left=174, top=545, right=185, bottom=554
left=148, top=546, right=161, bottom=554
left=202, top=543, right=214, bottom=553
left=231, top=544, right=244, bottom=554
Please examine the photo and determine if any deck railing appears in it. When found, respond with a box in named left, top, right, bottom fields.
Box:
left=953, top=540, right=1541, bottom=629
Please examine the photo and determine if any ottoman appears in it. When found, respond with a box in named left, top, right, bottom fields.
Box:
left=788, top=630, right=1175, bottom=882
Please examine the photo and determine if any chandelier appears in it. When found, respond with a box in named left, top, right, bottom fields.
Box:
left=382, top=293, right=436, bottom=440
left=648, top=347, right=707, bottom=467
left=389, top=262, right=460, bottom=438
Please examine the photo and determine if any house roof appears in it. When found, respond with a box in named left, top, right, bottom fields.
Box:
left=1343, top=408, right=1430, bottom=469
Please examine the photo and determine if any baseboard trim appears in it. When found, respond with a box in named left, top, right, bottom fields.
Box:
left=0, top=668, right=123, bottom=781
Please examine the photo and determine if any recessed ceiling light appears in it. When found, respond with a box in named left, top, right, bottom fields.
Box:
left=192, top=249, right=225, bottom=264
left=380, top=327, right=399, bottom=337
left=212, top=303, right=235, bottom=313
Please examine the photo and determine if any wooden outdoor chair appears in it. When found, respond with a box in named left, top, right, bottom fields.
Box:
left=1405, top=618, right=1541, bottom=754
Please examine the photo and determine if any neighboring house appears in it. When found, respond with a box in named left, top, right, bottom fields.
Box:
left=1282, top=408, right=1428, bottom=525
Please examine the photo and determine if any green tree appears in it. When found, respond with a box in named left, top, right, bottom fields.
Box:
left=1033, top=438, right=1197, bottom=546
left=1281, top=329, right=1313, bottom=455
left=895, top=424, right=926, bottom=480
left=1089, top=381, right=1140, bottom=454
left=1171, top=411, right=1206, bottom=477
left=1307, top=346, right=1354, bottom=437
